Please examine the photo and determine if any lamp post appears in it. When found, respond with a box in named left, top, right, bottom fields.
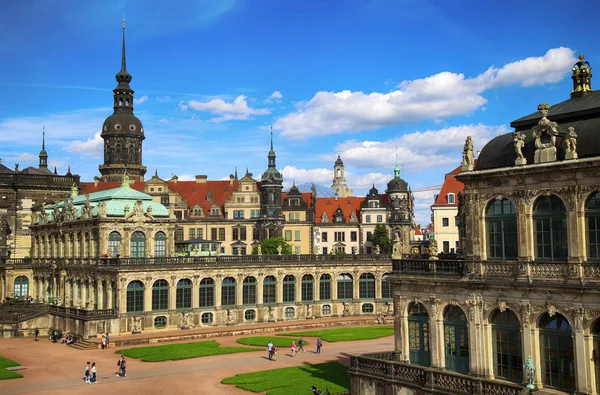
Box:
left=523, top=355, right=536, bottom=390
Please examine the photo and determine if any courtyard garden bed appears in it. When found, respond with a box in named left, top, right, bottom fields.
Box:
left=117, top=340, right=261, bottom=362
left=278, top=325, right=394, bottom=343
left=222, top=361, right=349, bottom=395
left=236, top=336, right=309, bottom=347
left=0, top=356, right=22, bottom=380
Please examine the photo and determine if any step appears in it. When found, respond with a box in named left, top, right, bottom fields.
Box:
left=68, top=341, right=99, bottom=350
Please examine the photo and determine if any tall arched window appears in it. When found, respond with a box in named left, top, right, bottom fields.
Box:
left=243, top=276, right=256, bottom=305
left=319, top=274, right=331, bottom=301
left=337, top=273, right=353, bottom=300
left=381, top=273, right=393, bottom=299
left=221, top=277, right=236, bottom=307
left=408, top=302, right=430, bottom=367
left=283, top=275, right=295, bottom=303
left=491, top=309, right=522, bottom=382
left=263, top=276, right=276, bottom=304
left=444, top=306, right=469, bottom=374
left=586, top=192, right=600, bottom=260
left=152, top=279, right=169, bottom=311
left=176, top=279, right=192, bottom=310
left=14, top=276, right=29, bottom=300
left=126, top=281, right=144, bottom=313
left=359, top=273, right=375, bottom=299
left=154, top=231, right=167, bottom=257
left=534, top=195, right=568, bottom=260
left=199, top=278, right=214, bottom=308
left=301, top=274, right=314, bottom=302
left=486, top=198, right=518, bottom=259
left=539, top=313, right=575, bottom=391
left=130, top=231, right=146, bottom=258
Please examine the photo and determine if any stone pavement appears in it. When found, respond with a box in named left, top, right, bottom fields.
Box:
left=0, top=326, right=393, bottom=395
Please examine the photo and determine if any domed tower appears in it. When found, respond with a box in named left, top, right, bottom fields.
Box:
left=330, top=154, right=354, bottom=197
left=385, top=160, right=414, bottom=253
left=38, top=127, right=49, bottom=172
left=99, top=19, right=147, bottom=182
left=258, top=128, right=284, bottom=240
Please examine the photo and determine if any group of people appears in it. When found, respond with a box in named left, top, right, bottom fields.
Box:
left=267, top=337, right=323, bottom=361
left=101, top=333, right=110, bottom=349
left=376, top=312, right=388, bottom=324
left=59, top=333, right=76, bottom=345
left=83, top=361, right=97, bottom=384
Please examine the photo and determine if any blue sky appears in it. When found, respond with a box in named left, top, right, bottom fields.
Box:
left=0, top=0, right=598, bottom=225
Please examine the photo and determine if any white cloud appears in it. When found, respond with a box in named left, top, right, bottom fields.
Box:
left=274, top=47, right=576, bottom=139
left=177, top=174, right=196, bottom=181
left=8, top=152, right=38, bottom=164
left=182, top=95, right=270, bottom=122
left=134, top=95, right=148, bottom=105
left=156, top=96, right=171, bottom=103
left=280, top=166, right=331, bottom=188
left=66, top=131, right=103, bottom=158
left=265, top=91, right=283, bottom=103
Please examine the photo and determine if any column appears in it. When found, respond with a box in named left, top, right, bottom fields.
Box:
left=295, top=275, right=302, bottom=304
left=52, top=275, right=57, bottom=301
left=276, top=275, right=283, bottom=304
left=144, top=277, right=153, bottom=313
left=331, top=272, right=338, bottom=302
left=119, top=279, right=128, bottom=314
left=375, top=273, right=382, bottom=300
left=169, top=276, right=177, bottom=311
left=574, top=324, right=592, bottom=394
left=215, top=276, right=222, bottom=310
left=192, top=275, right=200, bottom=309
left=97, top=279, right=104, bottom=310
left=313, top=272, right=320, bottom=304
left=106, top=282, right=113, bottom=310
left=256, top=276, right=264, bottom=307
left=65, top=278, right=71, bottom=307
left=429, top=299, right=443, bottom=369
left=393, top=295, right=405, bottom=361
left=352, top=272, right=359, bottom=301
left=236, top=274, right=243, bottom=307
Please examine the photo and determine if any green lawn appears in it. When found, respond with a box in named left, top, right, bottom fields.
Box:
left=278, top=325, right=394, bottom=343
left=117, top=340, right=261, bottom=362
left=0, top=356, right=22, bottom=380
left=237, top=336, right=309, bottom=348
left=222, top=362, right=349, bottom=395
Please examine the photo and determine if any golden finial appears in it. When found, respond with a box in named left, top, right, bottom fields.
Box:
left=71, top=183, right=78, bottom=197
left=122, top=171, right=130, bottom=187
left=579, top=54, right=585, bottom=61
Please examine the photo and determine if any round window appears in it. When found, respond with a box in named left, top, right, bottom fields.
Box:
left=115, top=124, right=122, bottom=130
left=129, top=124, right=136, bottom=131
left=154, top=316, right=167, bottom=329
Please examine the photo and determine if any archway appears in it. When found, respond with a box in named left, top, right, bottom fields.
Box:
left=539, top=313, right=575, bottom=391
left=444, top=305, right=469, bottom=374
left=408, top=302, right=430, bottom=367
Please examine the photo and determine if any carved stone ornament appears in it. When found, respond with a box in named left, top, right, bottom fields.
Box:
left=564, top=126, right=578, bottom=160
left=486, top=178, right=508, bottom=188
left=532, top=103, right=559, bottom=164
left=513, top=131, right=527, bottom=165
left=497, top=300, right=507, bottom=313
left=546, top=301, right=557, bottom=317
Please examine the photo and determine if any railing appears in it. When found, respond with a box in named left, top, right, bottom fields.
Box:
left=47, top=305, right=118, bottom=321
left=350, top=352, right=529, bottom=395
left=5, top=254, right=393, bottom=267
left=0, top=172, right=80, bottom=186
left=0, top=303, right=118, bottom=324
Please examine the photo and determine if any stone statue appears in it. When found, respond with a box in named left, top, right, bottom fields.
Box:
left=429, top=238, right=438, bottom=260
left=342, top=302, right=350, bottom=317
left=513, top=131, right=527, bottom=165
left=257, top=244, right=262, bottom=255
left=533, top=103, right=559, bottom=163
left=392, top=233, right=402, bottom=258
left=181, top=312, right=190, bottom=329
left=565, top=126, right=578, bottom=160
left=132, top=316, right=142, bottom=334
left=461, top=136, right=474, bottom=171
left=268, top=306, right=275, bottom=322
left=227, top=309, right=234, bottom=323
left=375, top=245, right=381, bottom=255
left=351, top=246, right=357, bottom=255
left=277, top=245, right=282, bottom=255
left=306, top=304, right=312, bottom=318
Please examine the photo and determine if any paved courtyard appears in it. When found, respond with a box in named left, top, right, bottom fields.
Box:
left=0, top=329, right=393, bottom=395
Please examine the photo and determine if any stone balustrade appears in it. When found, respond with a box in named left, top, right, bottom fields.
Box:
left=350, top=352, right=529, bottom=395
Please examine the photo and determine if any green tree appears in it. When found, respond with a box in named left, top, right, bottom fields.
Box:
left=252, top=237, right=292, bottom=255
left=368, top=224, right=391, bottom=253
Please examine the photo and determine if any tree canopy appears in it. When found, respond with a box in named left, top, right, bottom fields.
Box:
left=252, top=237, right=292, bottom=255
left=368, top=224, right=391, bottom=253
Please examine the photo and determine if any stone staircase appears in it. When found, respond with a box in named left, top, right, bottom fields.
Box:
left=68, top=339, right=99, bottom=350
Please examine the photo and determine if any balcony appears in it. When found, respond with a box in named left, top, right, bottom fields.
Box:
left=350, top=352, right=529, bottom=395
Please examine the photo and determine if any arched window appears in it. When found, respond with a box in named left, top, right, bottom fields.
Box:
left=447, top=193, right=455, bottom=204
left=202, top=312, right=213, bottom=324
left=486, top=198, right=518, bottom=259
left=243, top=276, right=256, bottom=305
left=539, top=313, right=575, bottom=391
left=283, top=275, right=295, bottom=303
left=337, top=273, right=353, bottom=300
left=285, top=307, right=295, bottom=318
left=221, top=277, right=236, bottom=307
left=592, top=320, right=600, bottom=392
left=14, top=276, right=29, bottom=300
left=586, top=192, right=600, bottom=260
left=130, top=231, right=146, bottom=258
left=152, top=279, right=169, bottom=311
left=359, top=273, right=375, bottom=299
left=126, top=281, right=144, bottom=313
left=301, top=274, right=314, bottom=302
left=534, top=195, right=568, bottom=260
left=154, top=231, right=167, bottom=257
left=491, top=309, right=522, bottom=382
left=408, top=302, right=430, bottom=367
left=444, top=306, right=469, bottom=374
left=176, top=279, right=192, bottom=310
left=381, top=273, right=393, bottom=299
left=263, top=276, right=276, bottom=304
left=319, top=274, right=331, bottom=301
left=199, top=278, right=214, bottom=308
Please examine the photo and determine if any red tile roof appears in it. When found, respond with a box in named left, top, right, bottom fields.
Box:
left=432, top=165, right=464, bottom=207
left=282, top=191, right=314, bottom=208
left=80, top=181, right=146, bottom=194
left=415, top=227, right=422, bottom=236
left=314, top=196, right=365, bottom=224
left=167, top=180, right=237, bottom=215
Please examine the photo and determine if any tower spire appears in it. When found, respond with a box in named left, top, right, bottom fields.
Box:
left=121, top=16, right=127, bottom=72
left=115, top=16, right=132, bottom=87
left=42, top=126, right=45, bottom=150
left=270, top=125, right=273, bottom=150
left=394, top=148, right=400, bottom=178
left=38, top=126, right=48, bottom=170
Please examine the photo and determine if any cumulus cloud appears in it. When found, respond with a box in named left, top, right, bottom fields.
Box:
left=134, top=95, right=148, bottom=105
left=66, top=131, right=103, bottom=158
left=181, top=95, right=270, bottom=122
left=280, top=166, right=331, bottom=188
left=274, top=47, right=576, bottom=139
left=265, top=91, right=283, bottom=103
left=8, top=152, right=38, bottom=164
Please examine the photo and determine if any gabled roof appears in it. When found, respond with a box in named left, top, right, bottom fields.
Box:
left=415, top=227, right=423, bottom=236
left=314, top=196, right=364, bottom=224
left=167, top=180, right=237, bottom=215
left=432, top=165, right=464, bottom=207
left=282, top=191, right=313, bottom=208
left=0, top=162, right=14, bottom=173
left=20, top=166, right=53, bottom=175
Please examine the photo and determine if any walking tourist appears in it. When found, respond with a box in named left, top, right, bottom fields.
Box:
left=272, top=345, right=277, bottom=361
left=298, top=337, right=305, bottom=352
left=291, top=340, right=297, bottom=357
left=34, top=327, right=39, bottom=341
left=106, top=333, right=110, bottom=348
left=84, top=362, right=91, bottom=384
left=316, top=337, right=322, bottom=354
left=91, top=362, right=97, bottom=383
left=267, top=340, right=274, bottom=360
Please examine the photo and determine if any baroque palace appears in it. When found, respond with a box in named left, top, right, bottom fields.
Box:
left=350, top=56, right=600, bottom=395
left=0, top=24, right=421, bottom=339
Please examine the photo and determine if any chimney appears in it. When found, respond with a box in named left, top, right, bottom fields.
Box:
left=195, top=175, right=207, bottom=184
left=229, top=174, right=234, bottom=186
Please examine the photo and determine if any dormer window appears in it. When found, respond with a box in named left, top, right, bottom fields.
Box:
left=321, top=213, right=329, bottom=223
left=206, top=191, right=213, bottom=202
left=447, top=193, right=455, bottom=204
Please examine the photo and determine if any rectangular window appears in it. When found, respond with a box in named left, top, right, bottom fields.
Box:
left=442, top=218, right=449, bottom=227
left=294, top=230, right=301, bottom=241
left=334, top=232, right=345, bottom=242
left=322, top=247, right=328, bottom=255
left=233, top=210, right=244, bottom=219
left=175, top=228, right=184, bottom=242
left=161, top=196, right=169, bottom=205
left=350, top=231, right=357, bottom=242
left=285, top=230, right=292, bottom=241
left=218, top=228, right=225, bottom=241
left=233, top=228, right=239, bottom=240
left=322, top=232, right=328, bottom=242
left=367, top=231, right=372, bottom=241
left=377, top=215, right=383, bottom=223
left=189, top=229, right=195, bottom=239
left=443, top=241, right=450, bottom=253
left=366, top=215, right=371, bottom=223
left=197, top=228, right=203, bottom=240
left=211, top=228, right=217, bottom=240
left=240, top=227, right=247, bottom=240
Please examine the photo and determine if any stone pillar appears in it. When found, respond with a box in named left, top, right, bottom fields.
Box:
left=119, top=279, right=128, bottom=314
left=353, top=272, right=360, bottom=301
left=574, top=322, right=591, bottom=394
left=400, top=306, right=410, bottom=362
left=393, top=295, right=405, bottom=360
left=52, top=275, right=57, bottom=301
left=97, top=279, right=104, bottom=310
left=296, top=276, right=302, bottom=304
left=215, top=276, right=222, bottom=310
left=276, top=275, right=283, bottom=304
left=144, top=277, right=153, bottom=313
left=331, top=273, right=338, bottom=302
left=169, top=276, right=177, bottom=311
left=375, top=273, right=382, bottom=300
left=106, top=282, right=113, bottom=310
left=256, top=276, right=264, bottom=307
left=192, top=275, right=200, bottom=309
left=584, top=333, right=597, bottom=395
left=65, top=278, right=71, bottom=307
left=524, top=212, right=535, bottom=261
left=567, top=199, right=581, bottom=262
left=577, top=206, right=587, bottom=262
left=236, top=274, right=244, bottom=307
